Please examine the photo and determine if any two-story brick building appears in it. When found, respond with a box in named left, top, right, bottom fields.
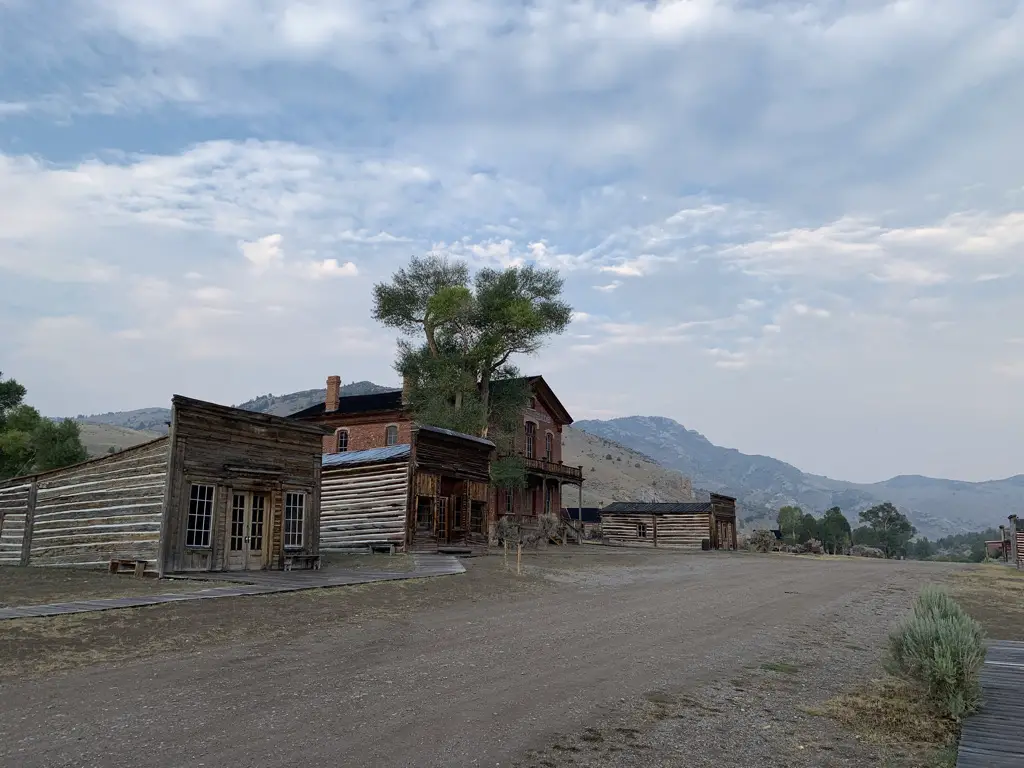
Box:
left=290, top=374, right=584, bottom=536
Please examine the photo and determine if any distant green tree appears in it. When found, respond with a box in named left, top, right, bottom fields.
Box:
left=820, top=506, right=852, bottom=554
left=777, top=505, right=802, bottom=545
left=852, top=525, right=881, bottom=548
left=859, top=502, right=916, bottom=558
left=0, top=372, right=87, bottom=480
left=797, top=512, right=821, bottom=544
left=909, top=537, right=935, bottom=560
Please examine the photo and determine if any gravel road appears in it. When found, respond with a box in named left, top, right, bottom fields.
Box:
left=0, top=550, right=961, bottom=767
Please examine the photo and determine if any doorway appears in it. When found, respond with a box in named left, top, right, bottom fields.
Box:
left=227, top=491, right=268, bottom=570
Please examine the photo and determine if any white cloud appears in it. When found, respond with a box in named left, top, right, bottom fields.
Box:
left=239, top=234, right=284, bottom=274
left=870, top=261, right=949, bottom=286
left=792, top=303, right=831, bottom=319
left=593, top=281, right=621, bottom=293
left=304, top=258, right=358, bottom=279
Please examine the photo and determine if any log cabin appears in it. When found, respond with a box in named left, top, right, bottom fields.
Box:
left=320, top=424, right=494, bottom=554
left=600, top=493, right=738, bottom=550
left=290, top=373, right=584, bottom=538
left=0, top=396, right=325, bottom=575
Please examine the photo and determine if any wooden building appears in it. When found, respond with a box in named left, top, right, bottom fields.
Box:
left=291, top=374, right=584, bottom=537
left=0, top=396, right=325, bottom=575
left=600, top=494, right=738, bottom=550
left=320, top=424, right=494, bottom=554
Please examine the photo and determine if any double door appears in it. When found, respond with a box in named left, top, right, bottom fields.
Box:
left=227, top=491, right=268, bottom=570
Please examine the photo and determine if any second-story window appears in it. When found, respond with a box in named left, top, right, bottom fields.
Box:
left=336, top=429, right=349, bottom=452
left=545, top=432, right=553, bottom=461
left=385, top=424, right=399, bottom=446
left=524, top=422, right=536, bottom=459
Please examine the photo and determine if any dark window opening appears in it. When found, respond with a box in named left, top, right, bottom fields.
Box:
left=637, top=522, right=648, bottom=539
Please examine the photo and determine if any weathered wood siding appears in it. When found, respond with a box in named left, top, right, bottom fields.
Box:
left=0, top=482, right=31, bottom=565
left=0, top=439, right=170, bottom=570
left=654, top=514, right=710, bottom=549
left=601, top=513, right=656, bottom=547
left=30, top=439, right=170, bottom=569
left=162, top=396, right=324, bottom=573
left=414, top=428, right=491, bottom=483
left=320, top=459, right=409, bottom=550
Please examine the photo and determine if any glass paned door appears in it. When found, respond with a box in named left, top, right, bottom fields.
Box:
left=226, top=492, right=268, bottom=570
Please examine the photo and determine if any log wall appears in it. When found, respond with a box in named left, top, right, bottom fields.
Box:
left=0, top=482, right=31, bottom=565
left=0, top=439, right=170, bottom=570
left=601, top=512, right=711, bottom=549
left=320, top=459, right=410, bottom=551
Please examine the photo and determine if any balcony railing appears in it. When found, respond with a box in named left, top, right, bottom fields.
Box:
left=505, top=453, right=584, bottom=482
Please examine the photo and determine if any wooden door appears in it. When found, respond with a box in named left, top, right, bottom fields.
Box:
left=227, top=492, right=267, bottom=570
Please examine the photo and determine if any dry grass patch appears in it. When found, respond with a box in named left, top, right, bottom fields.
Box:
left=950, top=564, right=1024, bottom=639
left=825, top=677, right=958, bottom=748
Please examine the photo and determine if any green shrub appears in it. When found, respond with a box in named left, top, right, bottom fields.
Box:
left=885, top=586, right=985, bottom=720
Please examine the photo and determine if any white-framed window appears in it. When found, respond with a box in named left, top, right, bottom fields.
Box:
left=335, top=428, right=349, bottom=452
left=284, top=492, right=306, bottom=549
left=385, top=424, right=399, bottom=446
left=524, top=422, right=536, bottom=459
left=545, top=432, right=553, bottom=461
left=186, top=484, right=215, bottom=548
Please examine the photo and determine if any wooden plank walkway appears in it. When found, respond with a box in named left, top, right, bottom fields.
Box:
left=957, top=640, right=1024, bottom=767
left=0, top=555, right=465, bottom=621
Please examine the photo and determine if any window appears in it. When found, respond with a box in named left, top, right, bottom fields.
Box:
left=230, top=493, right=245, bottom=551
left=335, top=429, right=349, bottom=452
left=385, top=424, right=399, bottom=446
left=545, top=485, right=552, bottom=515
left=505, top=489, right=513, bottom=515
left=250, top=494, right=265, bottom=552
left=416, top=496, right=433, bottom=531
left=545, top=432, right=553, bottom=461
left=524, top=422, right=536, bottom=459
left=470, top=501, right=485, bottom=533
left=284, top=492, right=305, bottom=549
left=636, top=522, right=648, bottom=539
left=186, top=484, right=214, bottom=548
left=529, top=397, right=536, bottom=409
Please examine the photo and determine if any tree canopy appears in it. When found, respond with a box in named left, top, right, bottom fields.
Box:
left=777, top=505, right=802, bottom=544
left=857, top=502, right=916, bottom=558
left=0, top=372, right=88, bottom=480
left=819, top=506, right=852, bottom=554
left=372, top=255, right=573, bottom=488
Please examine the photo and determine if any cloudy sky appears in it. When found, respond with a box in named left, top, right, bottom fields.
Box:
left=1, top=0, right=1022, bottom=484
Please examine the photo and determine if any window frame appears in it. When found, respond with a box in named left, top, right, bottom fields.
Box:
left=637, top=522, right=648, bottom=539
left=524, top=421, right=537, bottom=459
left=385, top=424, right=399, bottom=447
left=283, top=491, right=306, bottom=550
left=335, top=428, right=349, bottom=452
left=185, top=483, right=216, bottom=549
left=544, top=431, right=553, bottom=461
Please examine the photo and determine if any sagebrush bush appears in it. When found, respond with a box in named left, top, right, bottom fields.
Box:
left=885, top=586, right=985, bottom=720
left=746, top=529, right=776, bottom=553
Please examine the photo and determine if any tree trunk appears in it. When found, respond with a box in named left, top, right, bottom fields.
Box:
left=478, top=368, right=492, bottom=438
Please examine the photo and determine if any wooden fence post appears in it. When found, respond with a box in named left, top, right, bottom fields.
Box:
left=20, top=480, right=37, bottom=567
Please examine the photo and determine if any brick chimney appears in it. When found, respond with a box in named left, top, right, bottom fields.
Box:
left=326, top=375, right=341, bottom=412
left=401, top=373, right=412, bottom=405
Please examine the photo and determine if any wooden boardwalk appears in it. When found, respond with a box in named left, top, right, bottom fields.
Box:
left=957, top=640, right=1024, bottom=767
left=0, top=555, right=464, bottom=621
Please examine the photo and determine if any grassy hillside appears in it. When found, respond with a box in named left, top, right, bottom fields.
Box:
left=77, top=423, right=163, bottom=457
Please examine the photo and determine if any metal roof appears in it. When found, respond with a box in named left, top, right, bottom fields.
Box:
left=601, top=501, right=713, bottom=514
left=417, top=423, right=495, bottom=448
left=322, top=444, right=411, bottom=468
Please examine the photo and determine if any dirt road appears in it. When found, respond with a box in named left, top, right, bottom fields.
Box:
left=0, top=550, right=960, bottom=767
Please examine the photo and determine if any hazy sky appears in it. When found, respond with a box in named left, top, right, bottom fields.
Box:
left=1, top=1, right=1022, bottom=484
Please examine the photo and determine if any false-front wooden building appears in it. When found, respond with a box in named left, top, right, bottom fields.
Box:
left=0, top=396, right=325, bottom=575
left=320, top=424, right=494, bottom=554
left=600, top=494, right=738, bottom=550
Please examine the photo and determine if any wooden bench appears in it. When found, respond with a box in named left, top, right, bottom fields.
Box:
left=283, top=553, right=321, bottom=571
left=109, top=558, right=148, bottom=577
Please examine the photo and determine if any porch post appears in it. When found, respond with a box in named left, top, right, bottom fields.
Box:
left=577, top=480, right=583, bottom=545
left=20, top=479, right=38, bottom=567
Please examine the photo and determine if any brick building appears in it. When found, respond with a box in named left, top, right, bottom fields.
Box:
left=290, top=374, right=584, bottom=532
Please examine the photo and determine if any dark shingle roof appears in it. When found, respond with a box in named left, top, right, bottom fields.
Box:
left=560, top=507, right=602, bottom=524
left=291, top=390, right=404, bottom=420
left=601, top=501, right=713, bottom=515
left=417, top=424, right=495, bottom=448
left=322, top=444, right=411, bottom=468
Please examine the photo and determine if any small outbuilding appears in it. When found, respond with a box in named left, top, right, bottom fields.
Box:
left=320, top=424, right=494, bottom=554
left=0, top=396, right=326, bottom=575
left=600, top=493, right=738, bottom=550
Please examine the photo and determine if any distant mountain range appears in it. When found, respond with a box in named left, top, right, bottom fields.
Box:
left=67, top=387, right=1020, bottom=538
left=575, top=416, right=1022, bottom=538
left=70, top=382, right=394, bottom=436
